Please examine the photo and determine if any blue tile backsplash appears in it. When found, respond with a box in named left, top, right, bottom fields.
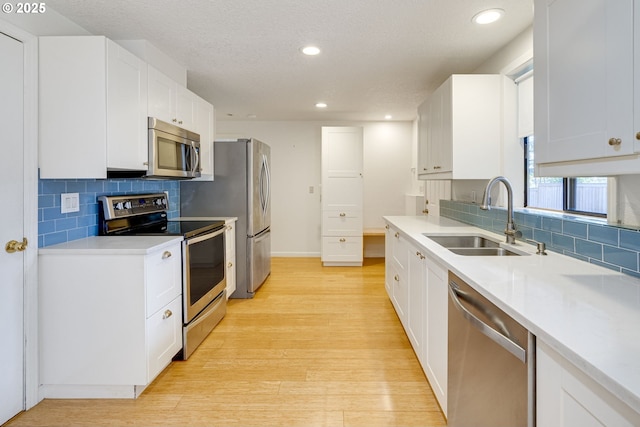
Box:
left=38, top=178, right=180, bottom=248
left=440, top=200, right=640, bottom=278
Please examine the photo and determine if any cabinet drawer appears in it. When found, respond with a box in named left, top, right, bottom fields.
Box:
left=321, top=236, right=363, bottom=262
left=390, top=230, right=409, bottom=271
left=322, top=210, right=362, bottom=236
left=146, top=242, right=182, bottom=316
left=147, top=296, right=182, bottom=382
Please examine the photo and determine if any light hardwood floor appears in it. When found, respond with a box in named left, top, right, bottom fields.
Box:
left=6, top=257, right=446, bottom=427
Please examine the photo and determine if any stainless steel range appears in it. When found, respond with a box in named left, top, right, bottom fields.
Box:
left=98, top=193, right=227, bottom=360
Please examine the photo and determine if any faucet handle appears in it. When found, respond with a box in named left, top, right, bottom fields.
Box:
left=526, top=239, right=547, bottom=255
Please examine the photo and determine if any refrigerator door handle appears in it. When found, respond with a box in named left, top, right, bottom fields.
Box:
left=260, top=153, right=270, bottom=216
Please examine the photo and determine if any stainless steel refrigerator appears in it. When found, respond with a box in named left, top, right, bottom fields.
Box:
left=180, top=138, right=271, bottom=298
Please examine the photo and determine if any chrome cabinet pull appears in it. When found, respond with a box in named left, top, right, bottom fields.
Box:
left=162, top=251, right=172, bottom=259
left=163, top=309, right=173, bottom=319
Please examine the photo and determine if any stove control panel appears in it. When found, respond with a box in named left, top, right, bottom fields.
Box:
left=98, top=193, right=168, bottom=220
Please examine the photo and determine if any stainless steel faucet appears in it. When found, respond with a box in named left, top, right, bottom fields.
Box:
left=480, top=176, right=517, bottom=244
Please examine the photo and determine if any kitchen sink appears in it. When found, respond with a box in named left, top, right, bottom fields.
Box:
left=424, top=234, right=500, bottom=249
left=447, top=247, right=520, bottom=256
left=423, top=234, right=524, bottom=256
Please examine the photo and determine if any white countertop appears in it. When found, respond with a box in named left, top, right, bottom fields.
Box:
left=384, top=215, right=640, bottom=413
left=38, top=235, right=183, bottom=255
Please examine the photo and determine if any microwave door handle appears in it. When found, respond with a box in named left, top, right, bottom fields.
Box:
left=191, top=141, right=199, bottom=174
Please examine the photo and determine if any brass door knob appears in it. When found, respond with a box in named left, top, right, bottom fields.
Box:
left=5, top=238, right=28, bottom=253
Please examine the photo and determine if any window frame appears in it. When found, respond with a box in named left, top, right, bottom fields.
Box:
left=523, top=137, right=607, bottom=218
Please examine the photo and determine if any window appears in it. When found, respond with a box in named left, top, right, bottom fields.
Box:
left=524, top=137, right=607, bottom=216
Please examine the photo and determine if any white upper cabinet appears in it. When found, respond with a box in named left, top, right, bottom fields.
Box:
left=148, top=65, right=197, bottom=132
left=192, top=95, right=215, bottom=181
left=417, top=74, right=502, bottom=180
left=534, top=0, right=640, bottom=176
left=148, top=65, right=214, bottom=180
left=39, top=36, right=148, bottom=179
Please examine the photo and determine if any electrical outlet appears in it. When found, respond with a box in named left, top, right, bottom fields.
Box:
left=61, top=193, right=80, bottom=214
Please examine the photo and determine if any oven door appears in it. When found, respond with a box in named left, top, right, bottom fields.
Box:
left=183, top=226, right=226, bottom=323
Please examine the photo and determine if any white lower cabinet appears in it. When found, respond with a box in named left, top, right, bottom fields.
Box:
left=537, top=340, right=640, bottom=427
left=384, top=224, right=447, bottom=415
left=39, top=241, right=183, bottom=399
left=225, top=220, right=237, bottom=299
left=423, top=257, right=447, bottom=415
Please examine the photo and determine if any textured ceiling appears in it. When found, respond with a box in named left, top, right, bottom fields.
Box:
left=46, top=0, right=533, bottom=121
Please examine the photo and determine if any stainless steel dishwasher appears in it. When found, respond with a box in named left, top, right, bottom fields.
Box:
left=447, top=271, right=535, bottom=427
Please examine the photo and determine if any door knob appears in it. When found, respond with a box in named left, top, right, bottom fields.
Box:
left=5, top=237, right=28, bottom=253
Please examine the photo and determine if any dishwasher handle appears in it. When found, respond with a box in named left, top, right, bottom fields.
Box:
left=448, top=280, right=527, bottom=363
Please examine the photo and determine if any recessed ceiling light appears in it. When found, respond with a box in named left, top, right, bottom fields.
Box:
left=384, top=115, right=392, bottom=120
left=315, top=102, right=327, bottom=108
left=301, top=46, right=321, bottom=56
left=472, top=8, right=504, bottom=25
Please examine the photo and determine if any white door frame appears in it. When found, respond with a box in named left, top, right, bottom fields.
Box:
left=0, top=19, right=40, bottom=410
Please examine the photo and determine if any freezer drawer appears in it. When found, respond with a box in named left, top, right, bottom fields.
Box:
left=248, top=228, right=271, bottom=294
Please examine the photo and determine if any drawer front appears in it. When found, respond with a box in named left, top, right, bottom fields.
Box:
left=390, top=230, right=408, bottom=271
left=146, top=242, right=182, bottom=316
left=146, top=296, right=182, bottom=382
left=322, top=210, right=362, bottom=236
left=321, top=236, right=363, bottom=262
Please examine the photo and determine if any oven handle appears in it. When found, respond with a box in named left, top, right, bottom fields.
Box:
left=184, top=226, right=226, bottom=245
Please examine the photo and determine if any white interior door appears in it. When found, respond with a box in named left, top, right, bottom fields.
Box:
left=0, top=31, right=25, bottom=425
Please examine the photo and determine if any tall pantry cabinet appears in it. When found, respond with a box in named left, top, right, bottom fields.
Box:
left=321, top=127, right=363, bottom=266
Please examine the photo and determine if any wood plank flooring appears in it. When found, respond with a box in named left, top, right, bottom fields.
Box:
left=6, top=257, right=446, bottom=427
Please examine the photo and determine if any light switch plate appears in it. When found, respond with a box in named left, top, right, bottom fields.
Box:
left=61, top=193, right=80, bottom=214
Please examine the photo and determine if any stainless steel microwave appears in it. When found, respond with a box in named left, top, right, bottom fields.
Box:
left=147, top=117, right=201, bottom=179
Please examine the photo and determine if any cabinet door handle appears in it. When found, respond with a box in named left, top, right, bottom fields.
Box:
left=433, top=165, right=441, bottom=170
left=636, top=132, right=640, bottom=140
left=608, top=137, right=622, bottom=146
left=339, top=238, right=346, bottom=242
left=394, top=232, right=400, bottom=239
left=162, top=251, right=172, bottom=259
left=228, top=262, right=233, bottom=268
left=385, top=224, right=389, bottom=230
left=172, top=118, right=178, bottom=123
left=178, top=120, right=183, bottom=125
left=339, top=212, right=346, bottom=217
left=163, top=309, right=173, bottom=319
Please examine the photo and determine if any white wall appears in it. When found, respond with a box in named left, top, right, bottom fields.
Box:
left=216, top=120, right=413, bottom=256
